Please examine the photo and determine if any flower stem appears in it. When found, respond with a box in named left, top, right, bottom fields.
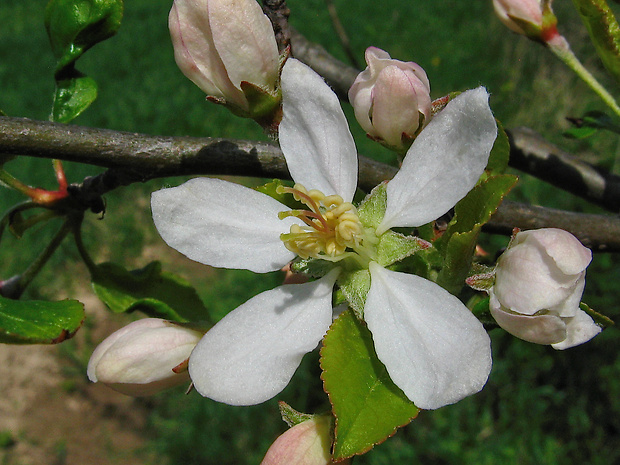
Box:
left=0, top=168, right=69, bottom=206
left=71, top=216, right=98, bottom=274
left=0, top=169, right=37, bottom=197
left=547, top=34, right=620, bottom=119
left=12, top=218, right=73, bottom=298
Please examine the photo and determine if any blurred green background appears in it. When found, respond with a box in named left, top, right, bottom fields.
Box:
left=1, top=0, right=619, bottom=463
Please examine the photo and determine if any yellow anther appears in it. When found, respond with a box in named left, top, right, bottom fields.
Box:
left=278, top=184, right=363, bottom=260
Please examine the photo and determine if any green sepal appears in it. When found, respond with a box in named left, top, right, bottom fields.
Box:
left=254, top=179, right=304, bottom=210
left=484, top=120, right=510, bottom=175
left=91, top=261, right=210, bottom=323
left=357, top=182, right=387, bottom=229
left=51, top=73, right=98, bottom=123
left=240, top=81, right=282, bottom=121
left=436, top=175, right=518, bottom=294
left=278, top=401, right=315, bottom=427
left=320, top=309, right=419, bottom=460
left=572, top=0, right=620, bottom=84
left=465, top=263, right=496, bottom=292
left=336, top=269, right=370, bottom=318
left=45, top=0, right=124, bottom=72
left=580, top=302, right=615, bottom=327
left=0, top=295, right=84, bottom=344
left=376, top=231, right=430, bottom=268
left=290, top=256, right=337, bottom=278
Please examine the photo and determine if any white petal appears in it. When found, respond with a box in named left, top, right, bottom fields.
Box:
left=377, top=87, right=497, bottom=234
left=552, top=310, right=602, bottom=350
left=520, top=228, right=592, bottom=275
left=188, top=270, right=340, bottom=405
left=364, top=262, right=492, bottom=410
left=169, top=0, right=242, bottom=106
left=209, top=0, right=280, bottom=91
left=489, top=297, right=568, bottom=345
left=279, top=59, right=358, bottom=202
left=151, top=177, right=297, bottom=273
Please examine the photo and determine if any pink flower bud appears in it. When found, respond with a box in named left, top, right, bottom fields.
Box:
left=169, top=0, right=281, bottom=116
left=87, top=318, right=203, bottom=396
left=492, top=0, right=558, bottom=42
left=261, top=416, right=345, bottom=465
left=348, top=47, right=431, bottom=153
left=489, top=228, right=600, bottom=349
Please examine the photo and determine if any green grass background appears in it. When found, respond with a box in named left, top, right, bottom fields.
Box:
left=1, top=0, right=620, bottom=463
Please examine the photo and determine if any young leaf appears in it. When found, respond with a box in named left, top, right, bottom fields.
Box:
left=485, top=120, right=510, bottom=174
left=320, top=309, right=419, bottom=460
left=0, top=296, right=84, bottom=344
left=45, top=0, right=124, bottom=122
left=51, top=74, right=98, bottom=123
left=91, top=261, right=210, bottom=323
left=572, top=0, right=620, bottom=84
left=436, top=174, right=517, bottom=294
left=45, top=0, right=124, bottom=71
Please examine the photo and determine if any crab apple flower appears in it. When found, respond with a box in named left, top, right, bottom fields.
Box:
left=261, top=416, right=342, bottom=465
left=349, top=47, right=431, bottom=154
left=151, top=58, right=497, bottom=410
left=169, top=0, right=281, bottom=120
left=87, top=318, right=203, bottom=396
left=492, top=0, right=559, bottom=42
left=489, top=228, right=601, bottom=349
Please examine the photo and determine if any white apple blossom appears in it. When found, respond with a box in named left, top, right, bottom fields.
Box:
left=489, top=228, right=601, bottom=349
left=151, top=58, right=497, bottom=410
left=87, top=318, right=203, bottom=396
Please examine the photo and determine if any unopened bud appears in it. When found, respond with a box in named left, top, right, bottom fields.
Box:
left=87, top=318, right=203, bottom=395
left=349, top=47, right=431, bottom=154
left=489, top=228, right=601, bottom=349
left=492, top=0, right=559, bottom=43
left=261, top=415, right=345, bottom=465
left=169, top=0, right=282, bottom=123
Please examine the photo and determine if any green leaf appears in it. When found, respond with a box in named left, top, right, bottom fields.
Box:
left=436, top=175, right=517, bottom=294
left=469, top=295, right=497, bottom=326
left=51, top=73, right=98, bottom=123
left=572, top=0, right=620, bottom=83
left=485, top=120, right=510, bottom=174
left=45, top=0, right=124, bottom=72
left=45, top=0, right=123, bottom=122
left=91, top=261, right=210, bottom=323
left=0, top=295, right=84, bottom=344
left=320, top=309, right=419, bottom=460
left=564, top=110, right=620, bottom=138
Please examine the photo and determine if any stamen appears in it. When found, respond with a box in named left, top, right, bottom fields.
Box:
left=278, top=183, right=364, bottom=260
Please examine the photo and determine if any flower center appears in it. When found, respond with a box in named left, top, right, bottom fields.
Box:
left=277, top=184, right=364, bottom=260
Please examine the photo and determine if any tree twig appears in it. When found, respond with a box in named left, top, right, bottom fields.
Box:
left=1, top=116, right=620, bottom=251
left=506, top=127, right=620, bottom=213
left=262, top=0, right=291, bottom=54
left=324, top=0, right=361, bottom=69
